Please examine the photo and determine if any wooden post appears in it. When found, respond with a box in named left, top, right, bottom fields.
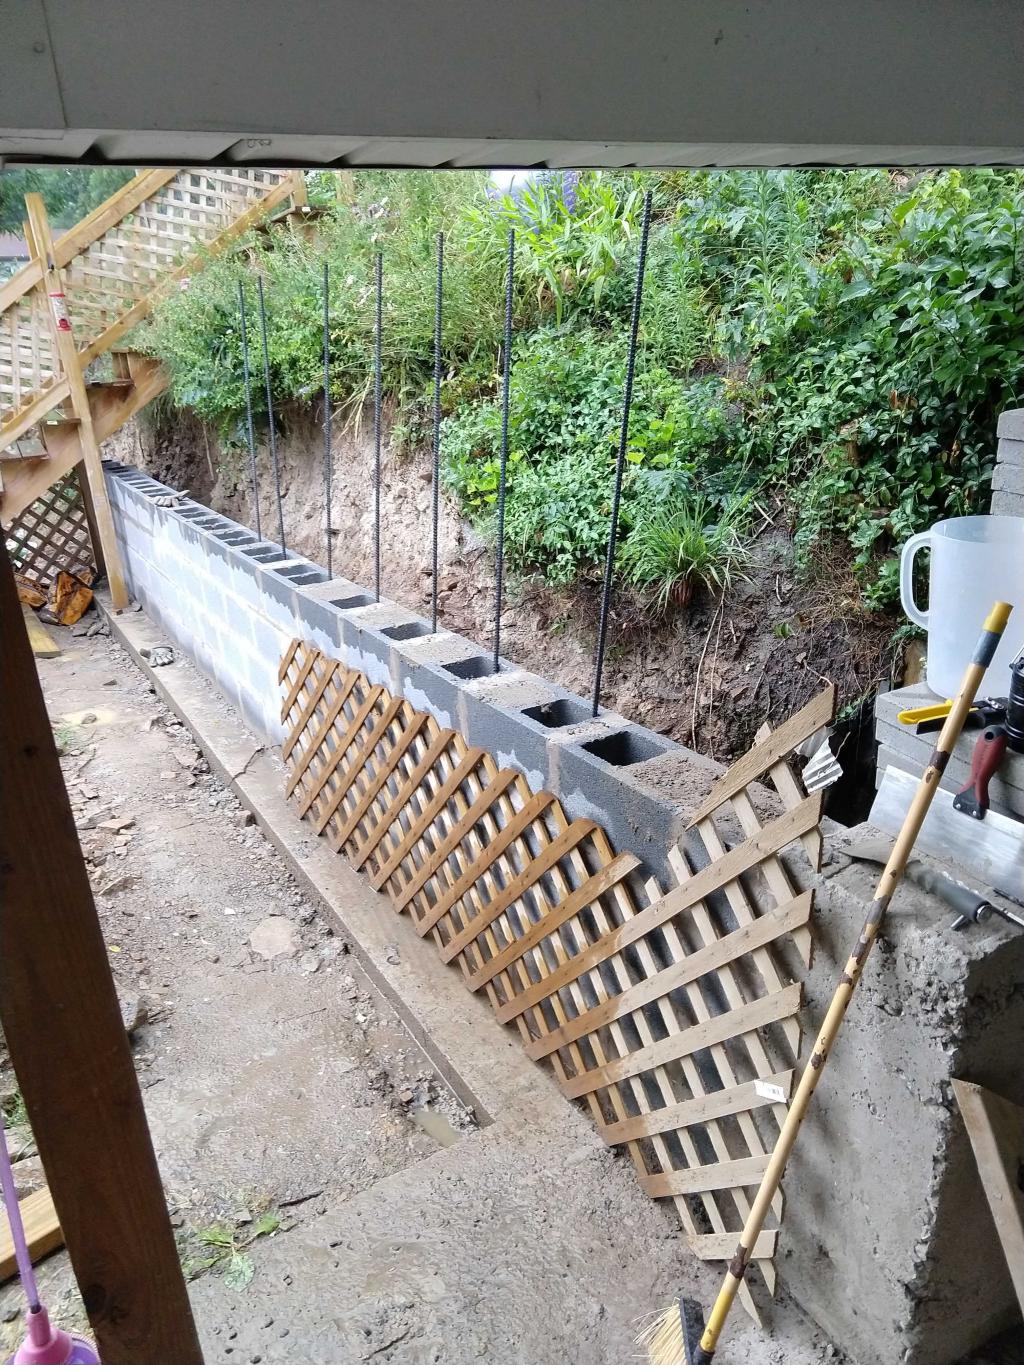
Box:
left=0, top=539, right=204, bottom=1365
left=24, top=194, right=129, bottom=609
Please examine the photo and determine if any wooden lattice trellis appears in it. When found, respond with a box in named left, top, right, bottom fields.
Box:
left=280, top=640, right=833, bottom=1319
left=5, top=469, right=95, bottom=589
left=1, top=167, right=299, bottom=448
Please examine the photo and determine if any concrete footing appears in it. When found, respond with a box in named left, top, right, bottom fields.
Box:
left=787, top=845, right=1024, bottom=1364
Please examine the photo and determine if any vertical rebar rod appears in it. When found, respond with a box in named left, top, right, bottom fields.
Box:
left=237, top=280, right=260, bottom=540
left=373, top=250, right=383, bottom=602
left=492, top=228, right=515, bottom=674
left=431, top=231, right=444, bottom=633
left=591, top=190, right=653, bottom=717
left=322, top=260, right=332, bottom=577
left=256, top=274, right=286, bottom=552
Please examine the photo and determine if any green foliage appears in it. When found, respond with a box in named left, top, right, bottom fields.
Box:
left=180, top=1210, right=282, bottom=1288
left=0, top=167, right=133, bottom=233
left=2, top=1089, right=29, bottom=1130
left=143, top=166, right=1024, bottom=614
left=621, top=495, right=751, bottom=610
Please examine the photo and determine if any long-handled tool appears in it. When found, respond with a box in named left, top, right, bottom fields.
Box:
left=0, top=1114, right=98, bottom=1365
left=641, top=601, right=1013, bottom=1365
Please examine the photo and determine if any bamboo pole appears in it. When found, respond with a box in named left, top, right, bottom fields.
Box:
left=655, top=600, right=1013, bottom=1365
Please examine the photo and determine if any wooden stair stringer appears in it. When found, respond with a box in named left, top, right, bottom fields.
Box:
left=0, top=355, right=168, bottom=527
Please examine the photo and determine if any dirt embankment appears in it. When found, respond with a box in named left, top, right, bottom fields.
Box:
left=117, top=407, right=900, bottom=763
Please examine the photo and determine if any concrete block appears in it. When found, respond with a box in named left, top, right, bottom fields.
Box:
left=996, top=406, right=1024, bottom=441
left=996, top=435, right=1024, bottom=468
left=991, top=460, right=1024, bottom=497
left=551, top=724, right=686, bottom=887
left=390, top=630, right=497, bottom=732
left=456, top=668, right=561, bottom=793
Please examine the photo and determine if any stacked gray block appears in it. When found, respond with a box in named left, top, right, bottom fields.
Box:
left=875, top=682, right=1024, bottom=821
left=992, top=407, right=1024, bottom=516
left=103, top=460, right=712, bottom=889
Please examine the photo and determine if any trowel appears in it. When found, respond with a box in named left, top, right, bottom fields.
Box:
left=870, top=764, right=1024, bottom=902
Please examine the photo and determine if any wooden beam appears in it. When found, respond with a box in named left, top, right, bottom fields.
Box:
left=953, top=1078, right=1024, bottom=1315
left=0, top=1187, right=63, bottom=1283
left=24, top=195, right=129, bottom=610
left=20, top=604, right=60, bottom=657
left=0, top=538, right=203, bottom=1364
left=1, top=357, right=168, bottom=527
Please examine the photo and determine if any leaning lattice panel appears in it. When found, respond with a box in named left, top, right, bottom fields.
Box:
left=4, top=468, right=95, bottom=589
left=279, top=640, right=832, bottom=1320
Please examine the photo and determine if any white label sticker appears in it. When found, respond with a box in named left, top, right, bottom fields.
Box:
left=755, top=1079, right=787, bottom=1105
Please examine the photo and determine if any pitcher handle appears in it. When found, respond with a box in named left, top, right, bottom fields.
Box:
left=899, top=531, right=931, bottom=628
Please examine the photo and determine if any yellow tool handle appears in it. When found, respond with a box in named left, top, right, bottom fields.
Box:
left=897, top=700, right=954, bottom=725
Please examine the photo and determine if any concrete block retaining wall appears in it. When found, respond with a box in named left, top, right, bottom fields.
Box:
left=105, top=460, right=713, bottom=891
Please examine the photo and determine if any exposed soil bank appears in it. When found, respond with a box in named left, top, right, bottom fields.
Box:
left=118, top=409, right=899, bottom=764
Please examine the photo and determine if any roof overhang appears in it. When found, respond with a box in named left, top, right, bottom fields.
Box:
left=3, top=0, right=1024, bottom=169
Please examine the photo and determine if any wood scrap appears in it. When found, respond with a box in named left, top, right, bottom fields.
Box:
left=0, top=1186, right=63, bottom=1282
left=46, top=569, right=94, bottom=626
left=14, top=574, right=46, bottom=609
left=953, top=1078, right=1024, bottom=1314
left=21, top=606, right=61, bottom=658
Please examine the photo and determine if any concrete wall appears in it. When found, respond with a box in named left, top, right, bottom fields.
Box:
left=789, top=859, right=1024, bottom=1365
left=105, top=460, right=718, bottom=892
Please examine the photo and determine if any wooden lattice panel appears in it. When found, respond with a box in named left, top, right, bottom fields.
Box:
left=5, top=469, right=95, bottom=588
left=1, top=168, right=298, bottom=445
left=280, top=641, right=832, bottom=1319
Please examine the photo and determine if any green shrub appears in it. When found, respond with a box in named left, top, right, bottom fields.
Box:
left=139, top=165, right=1024, bottom=616
left=621, top=495, right=752, bottom=610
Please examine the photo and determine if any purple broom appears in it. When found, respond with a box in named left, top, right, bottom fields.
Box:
left=0, top=1114, right=98, bottom=1365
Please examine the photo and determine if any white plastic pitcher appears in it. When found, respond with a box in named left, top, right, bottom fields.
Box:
left=900, top=515, right=1024, bottom=698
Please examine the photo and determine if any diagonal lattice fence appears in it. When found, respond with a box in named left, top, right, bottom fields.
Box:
left=5, top=468, right=95, bottom=589
left=280, top=638, right=831, bottom=1320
